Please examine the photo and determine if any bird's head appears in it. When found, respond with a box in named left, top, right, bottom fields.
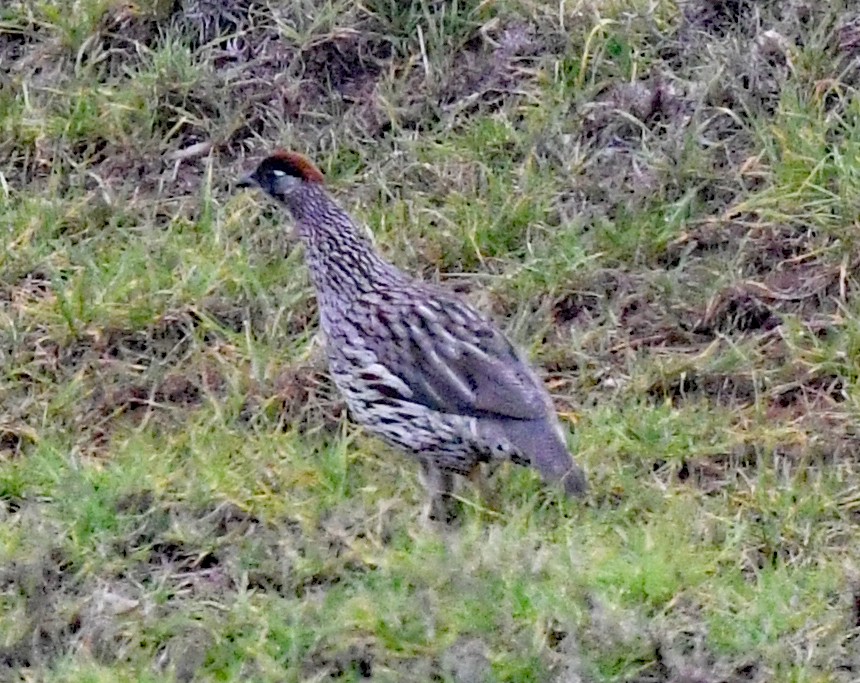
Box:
left=237, top=150, right=325, bottom=204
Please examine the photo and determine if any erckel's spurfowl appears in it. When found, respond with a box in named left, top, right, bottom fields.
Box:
left=237, top=150, right=587, bottom=518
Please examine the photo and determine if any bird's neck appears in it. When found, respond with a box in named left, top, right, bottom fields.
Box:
left=287, top=185, right=401, bottom=302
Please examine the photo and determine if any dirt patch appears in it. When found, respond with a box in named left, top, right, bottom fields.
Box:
left=97, top=312, right=199, bottom=364
left=1, top=269, right=54, bottom=308
left=0, top=10, right=53, bottom=78
left=543, top=222, right=853, bottom=422
left=0, top=547, right=81, bottom=671
left=0, top=492, right=24, bottom=515
left=618, top=294, right=696, bottom=346
left=647, top=369, right=761, bottom=407
left=88, top=1, right=164, bottom=64
left=693, top=286, right=783, bottom=335
left=676, top=415, right=859, bottom=498
left=762, top=260, right=854, bottom=319
left=662, top=219, right=751, bottom=267
left=0, top=423, right=37, bottom=457
left=543, top=268, right=712, bottom=384
left=675, top=448, right=760, bottom=496
left=172, top=0, right=255, bottom=48
left=21, top=307, right=227, bottom=382
left=553, top=270, right=636, bottom=327
left=382, top=17, right=563, bottom=135
left=737, top=222, right=822, bottom=276
left=305, top=642, right=375, bottom=679
left=1, top=310, right=216, bottom=456
left=438, top=22, right=553, bottom=114
left=551, top=270, right=688, bottom=345
left=1, top=294, right=342, bottom=457
left=113, top=497, right=289, bottom=600
left=667, top=218, right=854, bottom=329
left=440, top=637, right=491, bottom=683
left=241, top=362, right=344, bottom=435
left=300, top=31, right=393, bottom=100
left=837, top=13, right=860, bottom=73
left=770, top=373, right=847, bottom=412
left=682, top=0, right=758, bottom=38
left=677, top=0, right=806, bottom=120
left=581, top=78, right=693, bottom=148
left=109, top=494, right=375, bottom=616
left=113, top=371, right=203, bottom=408
left=572, top=77, right=697, bottom=218
left=643, top=333, right=848, bottom=415
left=87, top=366, right=218, bottom=440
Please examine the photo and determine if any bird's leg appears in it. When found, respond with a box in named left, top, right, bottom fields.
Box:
left=467, top=463, right=499, bottom=513
left=418, top=459, right=458, bottom=523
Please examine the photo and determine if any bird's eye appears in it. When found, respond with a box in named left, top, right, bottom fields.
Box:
left=271, top=169, right=287, bottom=178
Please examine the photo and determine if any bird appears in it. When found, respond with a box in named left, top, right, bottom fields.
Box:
left=237, top=150, right=587, bottom=519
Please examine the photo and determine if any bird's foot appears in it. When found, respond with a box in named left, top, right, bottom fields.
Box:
left=422, top=493, right=462, bottom=525
left=467, top=463, right=502, bottom=514
left=418, top=460, right=461, bottom=525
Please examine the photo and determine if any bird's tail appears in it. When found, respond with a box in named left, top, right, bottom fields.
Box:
left=483, top=418, right=587, bottom=497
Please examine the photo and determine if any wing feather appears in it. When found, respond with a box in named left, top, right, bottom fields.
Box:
left=361, top=291, right=549, bottom=420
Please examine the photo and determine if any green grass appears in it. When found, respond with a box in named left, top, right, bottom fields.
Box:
left=2, top=0, right=860, bottom=680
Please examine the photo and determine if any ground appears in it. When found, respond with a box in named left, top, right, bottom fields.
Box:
left=1, top=0, right=860, bottom=681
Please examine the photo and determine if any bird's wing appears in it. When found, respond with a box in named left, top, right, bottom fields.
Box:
left=359, top=290, right=550, bottom=420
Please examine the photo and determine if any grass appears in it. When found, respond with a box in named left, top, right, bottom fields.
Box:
left=2, top=0, right=860, bottom=680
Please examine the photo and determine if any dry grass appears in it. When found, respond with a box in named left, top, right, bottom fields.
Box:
left=3, top=0, right=860, bottom=681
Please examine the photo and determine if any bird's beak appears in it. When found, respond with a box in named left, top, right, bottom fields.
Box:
left=236, top=172, right=258, bottom=189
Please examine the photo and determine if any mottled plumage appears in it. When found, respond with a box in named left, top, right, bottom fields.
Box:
left=238, top=151, right=587, bottom=515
